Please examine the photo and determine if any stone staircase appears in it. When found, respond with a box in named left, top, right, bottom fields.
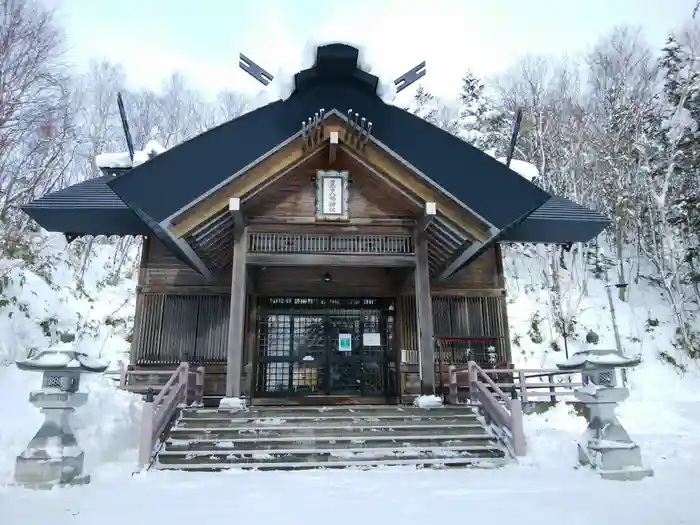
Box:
left=153, top=405, right=509, bottom=471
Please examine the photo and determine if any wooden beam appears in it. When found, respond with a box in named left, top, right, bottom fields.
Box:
left=436, top=227, right=500, bottom=282
left=225, top=226, right=248, bottom=398
left=247, top=253, right=415, bottom=267
left=247, top=217, right=416, bottom=227
left=415, top=201, right=437, bottom=238
left=397, top=202, right=439, bottom=294
left=329, top=131, right=338, bottom=164
left=414, top=231, right=435, bottom=395
left=228, top=197, right=246, bottom=234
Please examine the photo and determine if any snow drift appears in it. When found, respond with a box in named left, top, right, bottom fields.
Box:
left=0, top=234, right=143, bottom=483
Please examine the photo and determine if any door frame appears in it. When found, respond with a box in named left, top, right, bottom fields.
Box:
left=251, top=297, right=399, bottom=404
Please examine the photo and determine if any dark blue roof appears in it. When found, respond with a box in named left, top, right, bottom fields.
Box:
left=501, top=196, right=609, bottom=243
left=22, top=43, right=609, bottom=254
left=21, top=174, right=149, bottom=236
left=107, top=43, right=550, bottom=230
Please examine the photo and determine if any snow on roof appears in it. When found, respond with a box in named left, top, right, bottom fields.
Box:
left=95, top=139, right=167, bottom=170
left=17, top=346, right=108, bottom=372
left=497, top=158, right=539, bottom=182
left=263, top=32, right=399, bottom=105
left=557, top=349, right=640, bottom=370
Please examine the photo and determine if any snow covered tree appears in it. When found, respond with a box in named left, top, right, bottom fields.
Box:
left=584, top=27, right=657, bottom=300
left=0, top=0, right=74, bottom=256
left=456, top=70, right=509, bottom=153
left=407, top=85, right=438, bottom=123
left=637, top=28, right=700, bottom=358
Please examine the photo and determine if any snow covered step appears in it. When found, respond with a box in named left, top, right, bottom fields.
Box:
left=155, top=445, right=506, bottom=468
left=168, top=423, right=489, bottom=441
left=165, top=434, right=496, bottom=451
left=175, top=413, right=479, bottom=427
left=154, top=404, right=509, bottom=471
left=159, top=445, right=501, bottom=458
left=180, top=405, right=472, bottom=419
left=123, top=383, right=170, bottom=394
left=153, top=456, right=505, bottom=471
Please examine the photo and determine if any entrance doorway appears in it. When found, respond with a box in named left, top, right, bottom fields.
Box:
left=253, top=297, right=396, bottom=400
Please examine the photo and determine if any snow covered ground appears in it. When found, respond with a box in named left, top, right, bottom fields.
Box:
left=1, top=238, right=699, bottom=524
left=1, top=402, right=699, bottom=525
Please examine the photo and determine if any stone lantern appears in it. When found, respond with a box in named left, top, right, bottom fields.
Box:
left=13, top=341, right=108, bottom=489
left=557, top=348, right=653, bottom=481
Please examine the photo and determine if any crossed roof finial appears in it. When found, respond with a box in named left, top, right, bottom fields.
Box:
left=238, top=48, right=426, bottom=94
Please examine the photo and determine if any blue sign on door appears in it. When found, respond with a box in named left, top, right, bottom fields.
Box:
left=338, top=333, right=352, bottom=352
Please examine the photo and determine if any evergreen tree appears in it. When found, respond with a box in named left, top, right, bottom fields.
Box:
left=637, top=33, right=700, bottom=355
left=456, top=70, right=509, bottom=153
left=647, top=35, right=700, bottom=255
left=408, top=85, right=438, bottom=123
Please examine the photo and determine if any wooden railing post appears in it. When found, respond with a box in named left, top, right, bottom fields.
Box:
left=509, top=397, right=526, bottom=457
left=137, top=388, right=155, bottom=470
left=448, top=366, right=458, bottom=404
left=518, top=370, right=528, bottom=403
left=178, top=362, right=190, bottom=404
left=467, top=361, right=478, bottom=403
left=119, top=364, right=128, bottom=389
left=548, top=373, right=556, bottom=403
left=195, top=366, right=205, bottom=406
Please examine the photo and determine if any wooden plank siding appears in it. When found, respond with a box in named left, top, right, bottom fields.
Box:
left=133, top=292, right=230, bottom=364
left=256, top=266, right=401, bottom=297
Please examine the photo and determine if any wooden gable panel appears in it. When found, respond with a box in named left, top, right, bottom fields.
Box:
left=245, top=167, right=314, bottom=219
left=143, top=237, right=231, bottom=289
left=169, top=114, right=492, bottom=241
left=431, top=246, right=503, bottom=292
left=245, top=155, right=418, bottom=221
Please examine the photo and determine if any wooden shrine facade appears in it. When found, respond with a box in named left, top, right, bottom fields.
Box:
left=129, top=126, right=512, bottom=401
left=22, top=43, right=609, bottom=404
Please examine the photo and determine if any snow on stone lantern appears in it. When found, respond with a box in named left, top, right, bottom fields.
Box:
left=13, top=338, right=108, bottom=489
left=557, top=348, right=653, bottom=481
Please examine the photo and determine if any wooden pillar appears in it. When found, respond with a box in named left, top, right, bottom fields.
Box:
left=242, top=293, right=257, bottom=398
left=129, top=236, right=149, bottom=363
left=414, top=227, right=435, bottom=395
left=493, top=243, right=513, bottom=365
left=226, top=198, right=248, bottom=398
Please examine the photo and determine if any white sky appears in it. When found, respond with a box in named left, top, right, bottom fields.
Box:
left=54, top=0, right=696, bottom=99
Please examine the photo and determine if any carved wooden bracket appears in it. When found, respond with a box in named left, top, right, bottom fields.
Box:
left=228, top=197, right=246, bottom=237
left=343, top=109, right=373, bottom=151
left=329, top=131, right=338, bottom=164
left=301, top=108, right=326, bottom=152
